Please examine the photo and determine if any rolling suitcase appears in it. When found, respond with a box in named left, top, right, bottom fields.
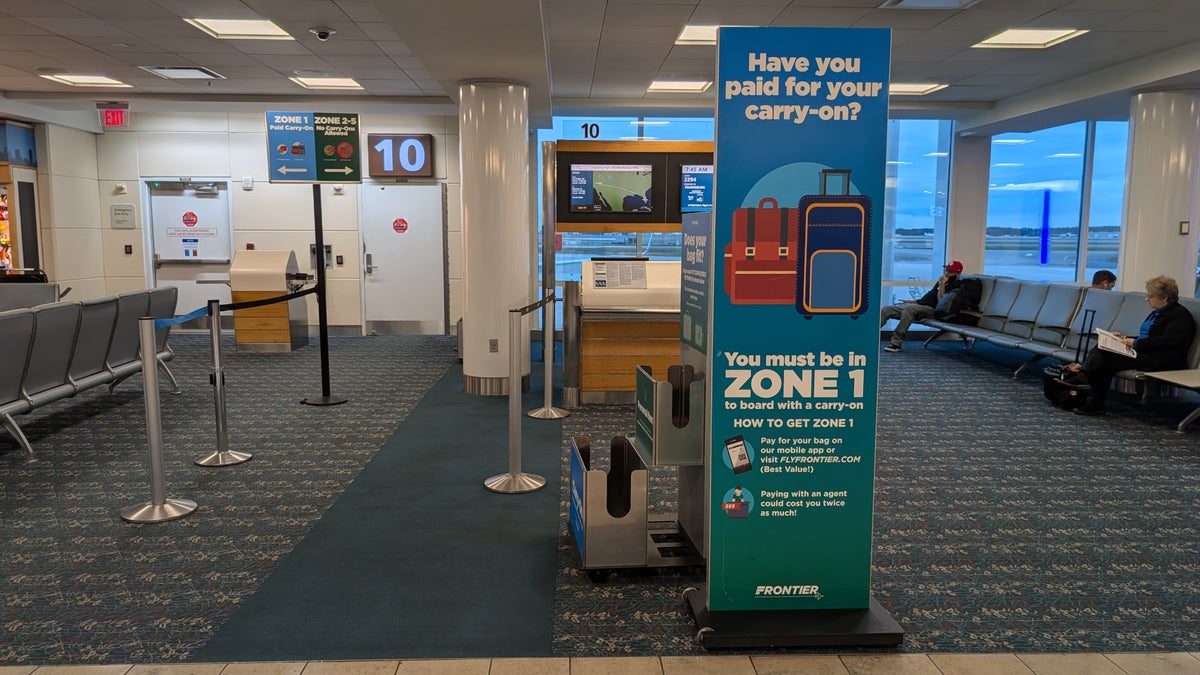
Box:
left=723, top=197, right=800, bottom=304
left=795, top=169, right=871, bottom=317
left=1043, top=309, right=1095, bottom=409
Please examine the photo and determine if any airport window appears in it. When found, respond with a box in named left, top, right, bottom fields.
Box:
left=880, top=119, right=954, bottom=306
left=984, top=121, right=1128, bottom=283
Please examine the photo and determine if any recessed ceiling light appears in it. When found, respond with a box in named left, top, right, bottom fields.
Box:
left=630, top=120, right=671, bottom=126
left=924, top=152, right=949, bottom=157
left=184, top=18, right=292, bottom=40
left=889, top=82, right=948, bottom=95
left=289, top=76, right=362, bottom=90
left=993, top=163, right=1024, bottom=167
left=647, top=80, right=711, bottom=93
left=993, top=138, right=1033, bottom=145
left=676, top=25, right=719, bottom=45
left=973, top=28, right=1088, bottom=49
left=879, top=0, right=982, bottom=8
left=1047, top=153, right=1082, bottom=158
left=139, top=66, right=226, bottom=80
left=39, top=74, right=130, bottom=87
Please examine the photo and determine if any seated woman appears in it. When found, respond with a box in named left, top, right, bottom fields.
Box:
left=1075, top=275, right=1195, bottom=415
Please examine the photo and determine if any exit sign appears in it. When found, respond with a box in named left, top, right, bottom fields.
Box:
left=98, top=107, right=129, bottom=128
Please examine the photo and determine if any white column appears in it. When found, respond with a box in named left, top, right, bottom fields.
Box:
left=1119, top=91, right=1200, bottom=296
left=459, top=81, right=532, bottom=395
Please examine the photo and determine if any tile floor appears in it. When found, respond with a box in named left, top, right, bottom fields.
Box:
left=1, top=653, right=1199, bottom=675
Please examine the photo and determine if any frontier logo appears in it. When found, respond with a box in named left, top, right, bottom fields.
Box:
left=755, top=585, right=823, bottom=600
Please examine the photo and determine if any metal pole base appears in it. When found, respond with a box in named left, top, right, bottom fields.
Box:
left=484, top=472, right=547, bottom=494
left=526, top=406, right=570, bottom=420
left=194, top=450, right=253, bottom=467
left=302, top=395, right=348, bottom=406
left=120, top=498, right=198, bottom=524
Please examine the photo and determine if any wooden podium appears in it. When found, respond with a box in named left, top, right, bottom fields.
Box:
left=228, top=250, right=309, bottom=352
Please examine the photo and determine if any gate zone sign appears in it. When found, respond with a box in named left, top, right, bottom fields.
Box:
left=267, top=112, right=361, bottom=183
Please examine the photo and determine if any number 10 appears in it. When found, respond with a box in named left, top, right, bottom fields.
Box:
left=373, top=137, right=427, bottom=172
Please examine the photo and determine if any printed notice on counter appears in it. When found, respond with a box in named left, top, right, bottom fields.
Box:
left=592, top=260, right=647, bottom=289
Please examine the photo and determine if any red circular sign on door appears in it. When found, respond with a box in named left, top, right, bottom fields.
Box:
left=182, top=211, right=199, bottom=227
left=392, top=218, right=408, bottom=234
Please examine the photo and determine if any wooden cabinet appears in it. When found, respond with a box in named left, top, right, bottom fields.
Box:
left=580, top=313, right=680, bottom=399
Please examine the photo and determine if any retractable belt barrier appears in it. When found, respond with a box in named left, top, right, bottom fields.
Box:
left=126, top=284, right=318, bottom=522
left=152, top=286, right=319, bottom=331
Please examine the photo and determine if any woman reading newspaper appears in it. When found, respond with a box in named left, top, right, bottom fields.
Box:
left=1067, top=276, right=1195, bottom=416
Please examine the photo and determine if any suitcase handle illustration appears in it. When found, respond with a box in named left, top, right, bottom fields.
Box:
left=739, top=195, right=787, bottom=258
left=796, top=169, right=871, bottom=317
left=821, top=169, right=851, bottom=196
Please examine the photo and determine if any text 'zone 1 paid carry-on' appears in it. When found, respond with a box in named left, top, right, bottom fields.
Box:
left=796, top=169, right=872, bottom=318
left=723, top=197, right=800, bottom=304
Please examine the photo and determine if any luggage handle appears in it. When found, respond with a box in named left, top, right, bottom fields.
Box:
left=1075, top=308, right=1096, bottom=363
left=758, top=197, right=778, bottom=209
left=821, top=169, right=852, bottom=196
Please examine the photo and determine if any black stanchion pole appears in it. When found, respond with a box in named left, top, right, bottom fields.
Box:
left=303, top=183, right=347, bottom=406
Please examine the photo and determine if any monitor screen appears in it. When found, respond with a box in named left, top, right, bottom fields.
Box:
left=569, top=164, right=653, bottom=213
left=681, top=164, right=714, bottom=212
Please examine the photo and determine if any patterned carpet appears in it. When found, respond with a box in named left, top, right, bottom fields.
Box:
left=0, top=334, right=455, bottom=664
left=1, top=335, right=1197, bottom=665
left=552, top=341, right=1200, bottom=655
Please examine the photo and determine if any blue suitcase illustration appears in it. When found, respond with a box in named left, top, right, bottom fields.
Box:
left=795, top=169, right=871, bottom=318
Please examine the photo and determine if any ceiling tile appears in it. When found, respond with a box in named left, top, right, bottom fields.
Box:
left=333, top=1, right=387, bottom=22
left=0, top=0, right=89, bottom=18
left=601, top=4, right=695, bottom=27
left=770, top=7, right=871, bottom=26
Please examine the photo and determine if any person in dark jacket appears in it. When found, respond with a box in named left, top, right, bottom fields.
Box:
left=1075, top=275, right=1195, bottom=415
left=879, top=261, right=963, bottom=353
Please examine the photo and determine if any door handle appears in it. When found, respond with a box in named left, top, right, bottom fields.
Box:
left=365, top=252, right=381, bottom=274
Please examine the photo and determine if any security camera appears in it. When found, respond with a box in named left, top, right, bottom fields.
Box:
left=309, top=27, right=336, bottom=41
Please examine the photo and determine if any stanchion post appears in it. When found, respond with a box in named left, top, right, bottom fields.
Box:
left=121, top=317, right=197, bottom=523
left=527, top=141, right=568, bottom=420
left=303, top=183, right=347, bottom=407
left=195, top=299, right=252, bottom=467
left=484, top=309, right=546, bottom=494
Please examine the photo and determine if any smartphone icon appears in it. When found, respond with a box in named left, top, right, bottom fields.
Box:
left=724, top=435, right=752, bottom=474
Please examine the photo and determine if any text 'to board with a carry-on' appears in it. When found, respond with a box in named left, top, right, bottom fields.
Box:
left=796, top=169, right=871, bottom=318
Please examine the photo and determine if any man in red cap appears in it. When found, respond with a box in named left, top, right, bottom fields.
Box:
left=880, top=261, right=964, bottom=353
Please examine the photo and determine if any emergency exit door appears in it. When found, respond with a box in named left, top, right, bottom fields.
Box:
left=360, top=184, right=447, bottom=334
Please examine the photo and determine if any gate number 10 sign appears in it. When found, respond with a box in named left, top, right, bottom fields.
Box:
left=367, top=133, right=435, bottom=178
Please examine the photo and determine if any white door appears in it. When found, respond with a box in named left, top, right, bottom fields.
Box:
left=145, top=179, right=234, bottom=314
left=360, top=184, right=446, bottom=334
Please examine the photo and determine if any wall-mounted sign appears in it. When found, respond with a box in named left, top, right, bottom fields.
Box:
left=111, top=203, right=135, bottom=229
left=368, top=133, right=434, bottom=178
left=97, top=102, right=129, bottom=129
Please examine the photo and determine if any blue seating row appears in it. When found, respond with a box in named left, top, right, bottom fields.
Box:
left=920, top=275, right=1200, bottom=391
left=0, top=287, right=180, bottom=462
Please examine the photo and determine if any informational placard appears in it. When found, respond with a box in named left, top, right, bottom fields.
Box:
left=111, top=204, right=135, bottom=229
left=707, top=27, right=890, bottom=612
left=266, top=112, right=361, bottom=183
left=591, top=259, right=647, bottom=289
left=681, top=212, right=711, bottom=354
